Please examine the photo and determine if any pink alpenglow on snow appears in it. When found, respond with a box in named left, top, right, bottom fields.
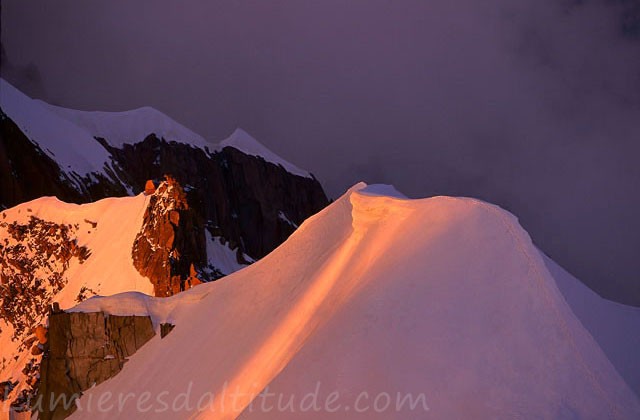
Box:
left=64, top=183, right=639, bottom=419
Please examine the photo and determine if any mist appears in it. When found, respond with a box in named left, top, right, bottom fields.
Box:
left=2, top=0, right=639, bottom=303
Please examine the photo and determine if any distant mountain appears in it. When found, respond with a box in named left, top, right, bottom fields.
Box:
left=33, top=183, right=640, bottom=419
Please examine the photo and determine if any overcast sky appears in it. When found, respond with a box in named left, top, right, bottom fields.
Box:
left=2, top=0, right=639, bottom=303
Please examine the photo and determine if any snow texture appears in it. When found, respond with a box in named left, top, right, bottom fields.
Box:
left=66, top=183, right=640, bottom=419
left=0, top=194, right=153, bottom=416
left=1, top=194, right=154, bottom=310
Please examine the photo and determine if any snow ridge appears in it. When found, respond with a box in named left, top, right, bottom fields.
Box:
left=67, top=183, right=640, bottom=419
left=41, top=103, right=209, bottom=149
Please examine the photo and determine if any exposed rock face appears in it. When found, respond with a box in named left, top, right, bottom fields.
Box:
left=36, top=310, right=155, bottom=420
left=132, top=176, right=206, bottom=296
left=0, top=110, right=83, bottom=208
left=160, top=323, right=175, bottom=339
left=1, top=380, right=17, bottom=402
left=0, top=216, right=90, bottom=340
left=103, top=135, right=328, bottom=262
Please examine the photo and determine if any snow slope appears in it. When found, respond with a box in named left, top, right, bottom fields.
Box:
left=41, top=103, right=209, bottom=150
left=0, top=79, right=110, bottom=176
left=1, top=194, right=154, bottom=308
left=546, top=254, right=640, bottom=397
left=219, top=128, right=310, bottom=177
left=1, top=78, right=310, bottom=179
left=67, top=183, right=640, bottom=419
left=205, top=231, right=254, bottom=277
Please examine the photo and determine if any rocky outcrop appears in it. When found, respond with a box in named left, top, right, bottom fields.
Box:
left=0, top=215, right=90, bottom=341
left=35, top=309, right=155, bottom=420
left=132, top=176, right=206, bottom=296
left=160, top=323, right=175, bottom=339
left=144, top=179, right=156, bottom=195
left=0, top=108, right=330, bottom=411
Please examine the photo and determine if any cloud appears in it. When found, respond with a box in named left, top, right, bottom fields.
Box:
left=2, top=0, right=639, bottom=303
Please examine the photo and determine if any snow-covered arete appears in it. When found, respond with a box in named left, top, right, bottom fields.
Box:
left=66, top=183, right=640, bottom=419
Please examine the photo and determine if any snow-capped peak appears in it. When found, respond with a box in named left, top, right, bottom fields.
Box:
left=218, top=128, right=310, bottom=177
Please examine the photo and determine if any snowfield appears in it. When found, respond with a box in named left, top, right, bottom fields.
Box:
left=65, top=183, right=640, bottom=419
left=546, top=254, right=640, bottom=402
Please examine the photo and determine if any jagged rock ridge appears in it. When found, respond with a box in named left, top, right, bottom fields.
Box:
left=132, top=176, right=205, bottom=296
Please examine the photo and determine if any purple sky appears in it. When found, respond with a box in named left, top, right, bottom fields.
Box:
left=2, top=0, right=640, bottom=304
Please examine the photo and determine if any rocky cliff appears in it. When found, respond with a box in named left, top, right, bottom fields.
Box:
left=104, top=135, right=328, bottom=262
left=35, top=308, right=156, bottom=420
left=0, top=109, right=127, bottom=208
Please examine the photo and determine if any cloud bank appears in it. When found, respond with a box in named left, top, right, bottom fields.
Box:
left=2, top=0, right=639, bottom=303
